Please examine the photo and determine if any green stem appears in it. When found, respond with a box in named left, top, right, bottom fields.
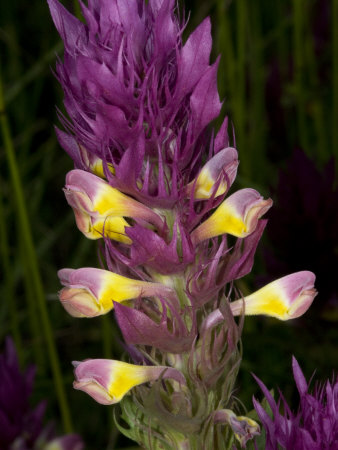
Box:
left=0, top=188, right=22, bottom=358
left=236, top=0, right=248, bottom=177
left=0, top=71, right=73, bottom=433
left=293, top=0, right=308, bottom=150
left=333, top=0, right=338, bottom=164
left=248, top=2, right=267, bottom=185
left=20, top=237, right=45, bottom=371
left=5, top=43, right=62, bottom=105
left=305, top=31, right=327, bottom=163
left=216, top=0, right=236, bottom=128
left=72, top=0, right=83, bottom=21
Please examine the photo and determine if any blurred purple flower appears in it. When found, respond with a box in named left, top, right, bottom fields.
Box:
left=253, top=357, right=338, bottom=450
left=0, top=337, right=83, bottom=450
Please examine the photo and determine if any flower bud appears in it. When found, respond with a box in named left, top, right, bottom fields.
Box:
left=187, top=147, right=238, bottom=199
left=191, top=188, right=272, bottom=243
left=64, top=170, right=163, bottom=241
left=55, top=129, right=115, bottom=179
left=213, top=409, right=260, bottom=448
left=230, top=271, right=317, bottom=320
left=58, top=267, right=173, bottom=318
left=78, top=145, right=115, bottom=179
left=73, top=359, right=185, bottom=405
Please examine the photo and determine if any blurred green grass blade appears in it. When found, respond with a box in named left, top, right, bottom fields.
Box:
left=333, top=0, right=338, bottom=164
left=73, top=0, right=83, bottom=20
left=276, top=0, right=289, bottom=78
left=293, top=0, right=308, bottom=150
left=4, top=42, right=62, bottom=105
left=304, top=29, right=328, bottom=164
left=0, top=70, right=73, bottom=433
left=20, top=236, right=45, bottom=370
left=235, top=0, right=247, bottom=175
left=247, top=2, right=268, bottom=185
left=216, top=0, right=236, bottom=114
left=0, top=188, right=22, bottom=357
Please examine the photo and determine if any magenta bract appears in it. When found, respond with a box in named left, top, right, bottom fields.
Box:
left=253, top=357, right=338, bottom=450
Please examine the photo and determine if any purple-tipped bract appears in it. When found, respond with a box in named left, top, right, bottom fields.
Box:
left=253, top=357, right=338, bottom=450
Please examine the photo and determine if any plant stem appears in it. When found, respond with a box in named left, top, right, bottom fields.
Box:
left=216, top=0, right=236, bottom=131
left=20, top=236, right=45, bottom=370
left=0, top=70, right=73, bottom=433
left=333, top=0, right=338, bottom=166
left=235, top=0, right=247, bottom=177
left=248, top=2, right=267, bottom=185
left=293, top=0, right=308, bottom=150
left=0, top=189, right=22, bottom=358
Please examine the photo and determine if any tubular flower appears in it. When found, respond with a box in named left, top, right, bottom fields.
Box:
left=48, top=0, right=317, bottom=448
left=230, top=271, right=317, bottom=320
left=64, top=170, right=163, bottom=241
left=191, top=188, right=272, bottom=243
left=73, top=359, right=185, bottom=405
left=58, top=267, right=174, bottom=317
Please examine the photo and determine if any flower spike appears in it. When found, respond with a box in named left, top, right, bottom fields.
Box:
left=48, top=0, right=319, bottom=447
left=73, top=359, right=185, bottom=405
left=64, top=170, right=164, bottom=241
left=230, top=271, right=317, bottom=320
left=191, top=188, right=272, bottom=243
left=58, top=268, right=174, bottom=317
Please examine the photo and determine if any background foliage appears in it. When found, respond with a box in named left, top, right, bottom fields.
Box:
left=1, top=0, right=337, bottom=448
